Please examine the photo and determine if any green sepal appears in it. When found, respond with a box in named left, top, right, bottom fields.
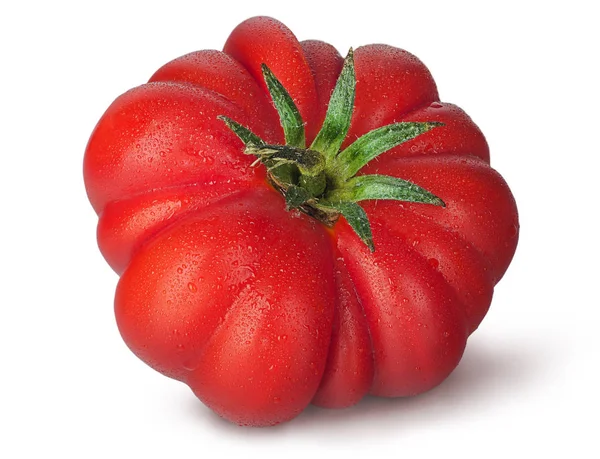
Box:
left=333, top=121, right=443, bottom=182
left=218, top=116, right=266, bottom=146
left=285, top=185, right=312, bottom=210
left=310, top=49, right=355, bottom=162
left=245, top=144, right=324, bottom=177
left=326, top=174, right=445, bottom=207
left=218, top=117, right=297, bottom=185
left=317, top=201, right=374, bottom=252
left=262, top=64, right=306, bottom=148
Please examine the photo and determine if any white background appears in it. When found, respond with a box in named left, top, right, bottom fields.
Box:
left=1, top=0, right=598, bottom=457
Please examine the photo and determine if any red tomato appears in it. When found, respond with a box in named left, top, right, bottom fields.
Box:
left=84, top=16, right=518, bottom=426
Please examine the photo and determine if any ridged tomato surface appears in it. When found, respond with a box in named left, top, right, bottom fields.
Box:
left=84, top=16, right=518, bottom=426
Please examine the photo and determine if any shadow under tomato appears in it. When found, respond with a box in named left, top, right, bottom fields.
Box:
left=188, top=332, right=553, bottom=436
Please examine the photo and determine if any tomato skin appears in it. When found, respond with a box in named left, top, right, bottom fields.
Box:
left=115, top=189, right=336, bottom=425
left=312, top=255, right=374, bottom=408
left=97, top=180, right=258, bottom=275
left=363, top=155, right=519, bottom=282
left=300, top=40, right=344, bottom=133
left=149, top=50, right=281, bottom=143
left=84, top=16, right=519, bottom=426
left=336, top=219, right=468, bottom=397
left=84, top=82, right=261, bottom=214
left=345, top=44, right=439, bottom=146
left=388, top=102, right=491, bottom=163
left=223, top=17, right=320, bottom=143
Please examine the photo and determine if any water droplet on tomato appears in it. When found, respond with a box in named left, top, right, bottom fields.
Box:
left=187, top=282, right=197, bottom=293
left=428, top=258, right=439, bottom=269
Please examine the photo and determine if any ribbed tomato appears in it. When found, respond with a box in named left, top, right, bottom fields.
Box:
left=84, top=16, right=518, bottom=426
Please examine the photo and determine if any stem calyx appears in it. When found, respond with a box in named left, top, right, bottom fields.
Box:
left=219, top=49, right=445, bottom=252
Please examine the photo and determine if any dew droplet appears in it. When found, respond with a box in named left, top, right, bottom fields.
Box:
left=428, top=258, right=440, bottom=269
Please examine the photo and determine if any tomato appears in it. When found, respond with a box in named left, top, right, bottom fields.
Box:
left=84, top=16, right=518, bottom=426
